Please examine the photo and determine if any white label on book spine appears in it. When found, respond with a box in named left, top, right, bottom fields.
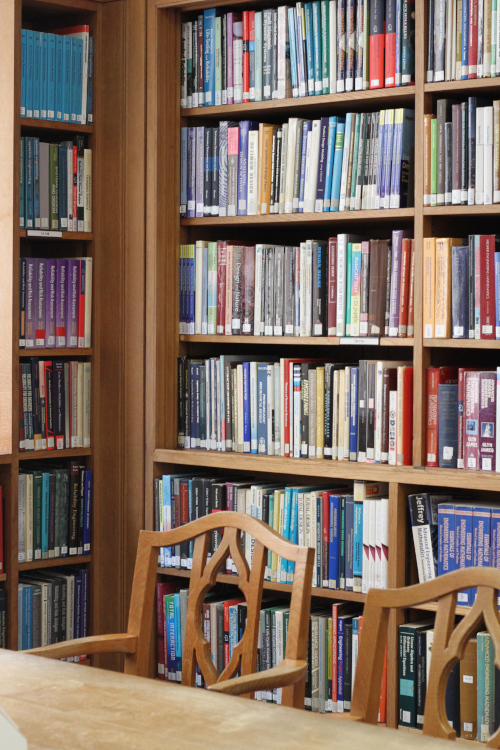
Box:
left=339, top=337, right=379, bottom=346
left=232, top=319, right=240, bottom=329
left=285, top=324, right=293, bottom=335
left=483, top=325, right=493, bottom=334
left=242, top=323, right=251, bottom=333
left=443, top=446, right=454, bottom=460
left=454, top=326, right=464, bottom=337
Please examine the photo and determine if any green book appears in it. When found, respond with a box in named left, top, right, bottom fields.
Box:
left=215, top=17, right=222, bottom=106
left=320, top=0, right=329, bottom=93
left=430, top=117, right=437, bottom=207
left=207, top=241, right=217, bottom=334
left=266, top=494, right=274, bottom=579
left=55, top=468, right=69, bottom=557
left=350, top=114, right=362, bottom=206
left=345, top=242, right=353, bottom=335
left=477, top=631, right=495, bottom=742
left=49, top=142, right=59, bottom=230
left=398, top=620, right=434, bottom=728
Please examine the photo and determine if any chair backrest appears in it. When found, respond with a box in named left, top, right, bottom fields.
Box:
left=124, top=511, right=314, bottom=708
left=350, top=568, right=500, bottom=746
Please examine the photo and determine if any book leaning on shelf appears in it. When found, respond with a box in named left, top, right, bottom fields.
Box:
left=19, top=257, right=92, bottom=349
left=178, top=356, right=413, bottom=464
left=154, top=475, right=389, bottom=594
left=19, top=358, right=91, bottom=453
left=156, top=585, right=388, bottom=718
left=18, top=463, right=92, bottom=563
left=20, top=26, right=93, bottom=124
left=180, top=109, right=414, bottom=217
left=180, top=232, right=414, bottom=338
left=180, top=1, right=415, bottom=108
left=20, top=136, right=92, bottom=232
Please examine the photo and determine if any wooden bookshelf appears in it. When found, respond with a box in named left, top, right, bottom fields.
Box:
left=144, top=0, right=500, bottom=732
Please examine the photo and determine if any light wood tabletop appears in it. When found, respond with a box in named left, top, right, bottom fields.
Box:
left=0, top=650, right=451, bottom=750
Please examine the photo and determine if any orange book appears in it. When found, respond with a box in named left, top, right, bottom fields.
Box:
left=434, top=237, right=463, bottom=338
left=259, top=124, right=275, bottom=215
left=407, top=239, right=415, bottom=337
left=423, top=114, right=434, bottom=206
left=398, top=238, right=411, bottom=337
left=423, top=237, right=436, bottom=338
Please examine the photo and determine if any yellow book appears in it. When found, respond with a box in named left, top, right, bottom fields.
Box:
left=316, top=366, right=325, bottom=458
left=338, top=369, right=345, bottom=461
left=435, top=237, right=463, bottom=338
left=423, top=237, right=436, bottom=338
left=259, top=124, right=275, bottom=215
left=332, top=369, right=339, bottom=460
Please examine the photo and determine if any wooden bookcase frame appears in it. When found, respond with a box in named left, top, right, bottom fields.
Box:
left=143, top=0, right=500, bottom=732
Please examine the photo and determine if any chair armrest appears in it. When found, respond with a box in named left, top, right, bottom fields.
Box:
left=25, top=633, right=138, bottom=660
left=207, top=659, right=307, bottom=697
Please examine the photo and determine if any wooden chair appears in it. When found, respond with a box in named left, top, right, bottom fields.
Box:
left=26, top=511, right=315, bottom=709
left=350, top=567, right=500, bottom=746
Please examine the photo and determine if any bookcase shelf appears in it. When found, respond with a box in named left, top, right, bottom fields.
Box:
left=423, top=204, right=500, bottom=216
left=180, top=335, right=414, bottom=347
left=181, top=208, right=414, bottom=227
left=17, top=348, right=92, bottom=357
left=424, top=78, right=500, bottom=94
left=424, top=339, right=500, bottom=349
left=18, top=555, right=91, bottom=572
left=20, top=118, right=94, bottom=134
left=18, top=448, right=92, bottom=461
left=19, top=229, right=94, bottom=240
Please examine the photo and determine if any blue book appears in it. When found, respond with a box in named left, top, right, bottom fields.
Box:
left=438, top=503, right=456, bottom=576
left=22, top=584, right=33, bottom=650
left=180, top=127, right=188, bottom=217
left=298, top=120, right=312, bottom=211
left=311, top=1, right=322, bottom=93
left=82, top=470, right=92, bottom=554
left=472, top=505, right=491, bottom=601
left=349, top=367, right=359, bottom=460
left=315, top=116, right=330, bottom=210
left=288, top=488, right=299, bottom=581
left=47, top=34, right=56, bottom=120
left=58, top=144, right=67, bottom=230
left=87, top=36, right=94, bottom=124
left=81, top=567, right=89, bottom=638
left=395, top=0, right=402, bottom=85
left=375, top=110, right=386, bottom=208
left=42, top=472, right=50, bottom=559
left=243, top=361, right=251, bottom=452
left=339, top=495, right=346, bottom=587
left=74, top=571, right=82, bottom=639
left=389, top=110, right=403, bottom=205
left=40, top=32, right=48, bottom=119
left=62, top=37, right=71, bottom=121
left=461, top=0, right=469, bottom=79
left=33, top=138, right=40, bottom=229
left=21, top=29, right=27, bottom=117
left=174, top=593, right=182, bottom=680
left=295, top=6, right=307, bottom=97
left=55, top=35, right=63, bottom=121
left=380, top=109, right=394, bottom=209
left=202, top=242, right=208, bottom=334
left=34, top=31, right=42, bottom=119
left=26, top=29, right=34, bottom=118
left=495, top=252, right=500, bottom=339
left=353, top=498, right=363, bottom=591
left=281, top=488, right=292, bottom=582
left=257, top=362, right=268, bottom=454
left=438, top=383, right=458, bottom=468
left=337, top=614, right=353, bottom=710
left=304, top=3, right=315, bottom=95
left=451, top=246, right=469, bottom=339
left=288, top=7, right=299, bottom=97
left=315, top=493, right=322, bottom=587
left=344, top=495, right=354, bottom=590
left=25, top=138, right=33, bottom=229
left=330, top=120, right=345, bottom=211
left=203, top=8, right=216, bottom=106
left=455, top=502, right=474, bottom=606
left=237, top=121, right=258, bottom=216
left=323, top=116, right=337, bottom=210
left=329, top=495, right=340, bottom=589
left=165, top=595, right=176, bottom=680
left=71, top=38, right=83, bottom=123
left=397, top=109, right=415, bottom=208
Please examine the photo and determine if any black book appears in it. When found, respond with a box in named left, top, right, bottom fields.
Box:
left=19, top=257, right=26, bottom=347
left=300, top=363, right=310, bottom=458
left=460, top=102, right=468, bottom=205
left=30, top=356, right=41, bottom=449
left=189, top=361, right=197, bottom=448
left=78, top=464, right=85, bottom=554
left=324, top=363, right=333, bottom=459
left=52, top=360, right=65, bottom=450
left=357, top=360, right=368, bottom=462
left=180, top=478, right=190, bottom=564
left=48, top=471, right=56, bottom=558
left=221, top=15, right=227, bottom=101
left=211, top=126, right=219, bottom=214
left=436, top=99, right=453, bottom=206
left=203, top=127, right=212, bottom=216
left=192, top=21, right=198, bottom=102
left=211, top=481, right=226, bottom=551
left=384, top=244, right=392, bottom=337
left=312, top=240, right=328, bottom=336
left=426, top=0, right=434, bottom=81
left=283, top=246, right=295, bottom=335
left=273, top=129, right=282, bottom=213
left=468, top=235, right=476, bottom=339
left=451, top=245, right=468, bottom=339
left=76, top=135, right=85, bottom=230
left=264, top=246, right=275, bottom=335
left=192, top=477, right=204, bottom=520
left=177, top=356, right=186, bottom=448
left=199, top=363, right=206, bottom=448
left=445, top=662, right=461, bottom=736
left=237, top=601, right=246, bottom=642
left=224, top=359, right=232, bottom=451
left=366, top=361, right=376, bottom=462
left=68, top=460, right=80, bottom=555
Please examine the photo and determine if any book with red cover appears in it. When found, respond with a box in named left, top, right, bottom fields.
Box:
left=426, top=367, right=457, bottom=467
left=44, top=361, right=54, bottom=450
left=468, top=0, right=478, bottom=78
left=479, top=371, right=496, bottom=471
left=407, top=239, right=415, bottom=336
left=398, top=238, right=411, bottom=336
left=369, top=0, right=385, bottom=89
left=78, top=260, right=86, bottom=347
left=224, top=598, right=244, bottom=667
left=384, top=0, right=396, bottom=87
left=399, top=366, right=413, bottom=465
left=464, top=370, right=480, bottom=470
left=156, top=582, right=177, bottom=678
left=242, top=11, right=250, bottom=102
left=322, top=490, right=330, bottom=587
left=480, top=234, right=495, bottom=339
left=328, top=237, right=337, bottom=336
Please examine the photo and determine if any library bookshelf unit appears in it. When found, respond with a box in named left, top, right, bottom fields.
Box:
left=0, top=0, right=147, bottom=665
left=141, top=0, right=500, bottom=734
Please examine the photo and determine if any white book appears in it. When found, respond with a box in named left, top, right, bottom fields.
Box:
left=297, top=491, right=305, bottom=547
left=299, top=242, right=307, bottom=336
left=337, top=370, right=345, bottom=460
left=484, top=105, right=494, bottom=204
left=233, top=21, right=243, bottom=103
left=194, top=241, right=204, bottom=334
left=83, top=257, right=93, bottom=347
left=338, top=114, right=352, bottom=211
left=305, top=240, right=313, bottom=335
left=18, top=474, right=26, bottom=563
left=284, top=118, right=298, bottom=212
left=368, top=497, right=377, bottom=589
left=388, top=389, right=397, bottom=465
left=476, top=107, right=484, bottom=204
left=497, top=3, right=500, bottom=79
left=254, top=244, right=264, bottom=335
left=277, top=6, right=287, bottom=99
left=83, top=362, right=91, bottom=448
left=332, top=369, right=339, bottom=460
left=380, top=497, right=389, bottom=589
left=375, top=499, right=382, bottom=588
left=361, top=497, right=370, bottom=593
left=278, top=123, right=288, bottom=213
left=336, top=234, right=347, bottom=335
left=343, top=367, right=350, bottom=460
left=247, top=130, right=259, bottom=215
left=305, top=120, right=321, bottom=212
left=280, top=359, right=285, bottom=456
left=267, top=364, right=274, bottom=455
left=303, top=128, right=313, bottom=212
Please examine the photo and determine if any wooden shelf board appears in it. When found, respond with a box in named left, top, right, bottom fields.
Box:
left=410, top=600, right=471, bottom=617
left=180, top=335, right=414, bottom=347
left=0, top=455, right=12, bottom=465
left=153, top=449, right=500, bottom=490
left=18, top=348, right=92, bottom=357
left=181, top=87, right=415, bottom=119
left=425, top=78, right=500, bottom=94
left=181, top=208, right=414, bottom=227
left=157, top=567, right=366, bottom=602
left=21, top=118, right=93, bottom=134
left=424, top=338, right=500, bottom=349
left=18, top=555, right=91, bottom=572
left=19, top=230, right=93, bottom=241
left=424, top=204, right=500, bottom=216
left=18, top=447, right=91, bottom=461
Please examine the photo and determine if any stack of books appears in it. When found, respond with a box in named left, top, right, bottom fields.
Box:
left=180, top=110, right=414, bottom=217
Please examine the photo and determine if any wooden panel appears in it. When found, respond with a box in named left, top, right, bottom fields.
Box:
left=20, top=118, right=93, bottom=133
left=182, top=208, right=414, bottom=227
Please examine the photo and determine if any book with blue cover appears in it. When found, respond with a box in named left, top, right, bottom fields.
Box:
left=304, top=3, right=315, bottom=95
left=329, top=494, right=340, bottom=588
left=323, top=116, right=337, bottom=210
left=34, top=31, right=42, bottom=120
left=330, top=120, right=345, bottom=211
left=203, top=8, right=216, bottom=106
left=26, top=30, right=34, bottom=118
left=47, top=34, right=56, bottom=120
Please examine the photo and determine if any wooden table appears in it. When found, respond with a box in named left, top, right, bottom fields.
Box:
left=0, top=650, right=450, bottom=749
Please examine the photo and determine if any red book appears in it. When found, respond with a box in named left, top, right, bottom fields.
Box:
left=72, top=146, right=78, bottom=230
left=156, top=582, right=176, bottom=678
left=249, top=12, right=255, bottom=100
left=216, top=241, right=227, bottom=334
left=407, top=240, right=415, bottom=337
left=202, top=602, right=212, bottom=672
left=322, top=491, right=329, bottom=588
left=198, top=20, right=204, bottom=104
left=384, top=0, right=396, bottom=86
left=426, top=367, right=457, bottom=467
left=242, top=11, right=250, bottom=102
left=468, top=0, right=478, bottom=78
left=399, top=366, right=413, bottom=466
left=480, top=235, right=495, bottom=339
left=378, top=643, right=388, bottom=723
left=328, top=237, right=337, bottom=335
left=77, top=260, right=86, bottom=347
left=44, top=361, right=54, bottom=450
left=398, top=238, right=411, bottom=337
left=223, top=598, right=244, bottom=667
left=369, top=0, right=385, bottom=89
left=19, top=364, right=25, bottom=452
left=180, top=480, right=189, bottom=526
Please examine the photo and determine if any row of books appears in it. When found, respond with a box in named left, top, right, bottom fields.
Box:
left=409, top=493, right=500, bottom=603
left=179, top=233, right=415, bottom=338
left=425, top=367, right=499, bottom=471
left=180, top=1, right=415, bottom=109
left=154, top=475, right=389, bottom=593
left=398, top=621, right=500, bottom=740
left=423, top=100, right=500, bottom=207
left=18, top=567, right=89, bottom=653
left=423, top=236, right=500, bottom=340
left=179, top=109, right=414, bottom=217
left=156, top=584, right=387, bottom=717
left=20, top=257, right=92, bottom=349
left=19, top=359, right=91, bottom=453
left=18, top=464, right=92, bottom=564
left=21, top=26, right=93, bottom=125
left=20, top=136, right=92, bottom=233
left=427, top=0, right=500, bottom=83
left=178, top=356, right=414, bottom=465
